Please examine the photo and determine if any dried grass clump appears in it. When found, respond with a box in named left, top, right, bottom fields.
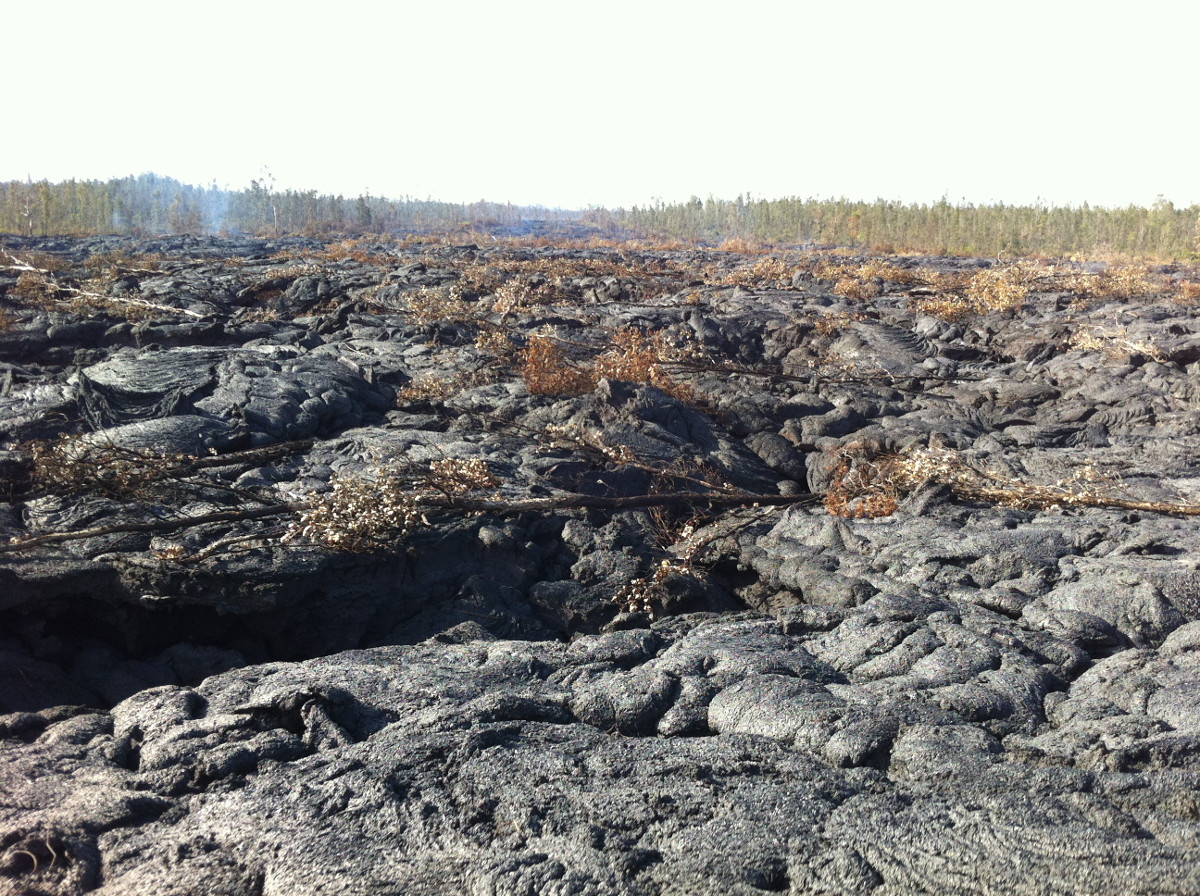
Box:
left=907, top=293, right=976, bottom=322
left=823, top=443, right=1200, bottom=519
left=395, top=373, right=464, bottom=406
left=1066, top=326, right=1165, bottom=362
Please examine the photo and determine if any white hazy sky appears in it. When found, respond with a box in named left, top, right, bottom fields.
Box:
left=6, top=0, right=1197, bottom=210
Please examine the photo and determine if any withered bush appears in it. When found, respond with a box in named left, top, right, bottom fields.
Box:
left=907, top=264, right=1029, bottom=321
left=521, top=336, right=595, bottom=396
left=523, top=329, right=696, bottom=401
left=907, top=293, right=975, bottom=322
left=823, top=444, right=901, bottom=519
left=11, top=271, right=61, bottom=306
left=718, top=237, right=763, bottom=253
left=719, top=257, right=793, bottom=288
left=405, top=286, right=477, bottom=326
left=833, top=276, right=882, bottom=300
left=285, top=457, right=499, bottom=552
left=594, top=329, right=657, bottom=382
left=82, top=250, right=162, bottom=278
left=965, top=265, right=1031, bottom=312
left=28, top=436, right=195, bottom=499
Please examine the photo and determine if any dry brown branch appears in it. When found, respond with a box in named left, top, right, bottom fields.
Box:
left=0, top=488, right=808, bottom=556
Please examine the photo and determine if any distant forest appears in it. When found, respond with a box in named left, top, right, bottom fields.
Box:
left=0, top=173, right=548, bottom=241
left=2, top=173, right=1198, bottom=261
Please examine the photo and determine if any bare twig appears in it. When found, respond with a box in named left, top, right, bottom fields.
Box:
left=1, top=501, right=307, bottom=553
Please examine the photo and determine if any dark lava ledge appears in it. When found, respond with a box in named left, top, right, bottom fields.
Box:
left=2, top=233, right=1200, bottom=895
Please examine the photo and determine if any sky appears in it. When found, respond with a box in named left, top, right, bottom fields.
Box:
left=5, top=0, right=1197, bottom=211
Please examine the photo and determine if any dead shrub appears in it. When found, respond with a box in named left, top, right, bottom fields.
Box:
left=613, top=558, right=697, bottom=618
left=284, top=457, right=499, bottom=552
left=833, top=276, right=882, bottom=300
left=316, top=238, right=396, bottom=265
left=595, top=329, right=657, bottom=383
left=395, top=374, right=463, bottom=406
left=595, top=329, right=697, bottom=403
left=965, top=265, right=1031, bottom=312
left=720, top=257, right=792, bottom=288
left=473, top=328, right=520, bottom=362
left=11, top=271, right=61, bottom=307
left=813, top=311, right=869, bottom=338
left=521, top=329, right=697, bottom=402
left=82, top=250, right=162, bottom=278
left=27, top=436, right=195, bottom=499
left=521, top=336, right=595, bottom=396
left=823, top=443, right=901, bottom=519
left=405, top=286, right=477, bottom=326
left=1062, top=264, right=1165, bottom=305
left=718, top=237, right=763, bottom=254
left=1176, top=281, right=1200, bottom=303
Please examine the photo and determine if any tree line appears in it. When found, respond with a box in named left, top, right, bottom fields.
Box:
left=3, top=173, right=1198, bottom=260
left=600, top=195, right=1200, bottom=260
left=0, top=173, right=554, bottom=239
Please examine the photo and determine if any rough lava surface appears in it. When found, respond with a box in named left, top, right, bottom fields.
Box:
left=2, top=232, right=1200, bottom=895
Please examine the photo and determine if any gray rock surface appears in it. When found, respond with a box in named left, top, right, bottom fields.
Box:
left=3, top=233, right=1200, bottom=894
